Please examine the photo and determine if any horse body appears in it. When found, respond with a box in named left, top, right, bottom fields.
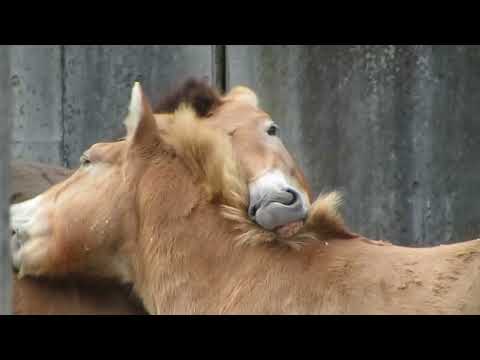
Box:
left=9, top=79, right=480, bottom=314
left=115, top=144, right=480, bottom=314
left=207, top=237, right=480, bottom=314
left=137, top=231, right=480, bottom=314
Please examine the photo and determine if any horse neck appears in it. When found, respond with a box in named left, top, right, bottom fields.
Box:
left=129, top=202, right=346, bottom=314
left=131, top=198, right=480, bottom=315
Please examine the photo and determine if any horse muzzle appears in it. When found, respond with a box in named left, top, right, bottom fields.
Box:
left=248, top=170, right=309, bottom=233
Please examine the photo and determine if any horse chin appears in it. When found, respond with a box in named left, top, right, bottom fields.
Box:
left=274, top=220, right=304, bottom=238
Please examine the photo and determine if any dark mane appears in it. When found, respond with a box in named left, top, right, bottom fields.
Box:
left=154, top=78, right=223, bottom=117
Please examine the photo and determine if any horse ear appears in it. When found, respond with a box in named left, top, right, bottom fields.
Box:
left=224, top=86, right=259, bottom=107
left=124, top=82, right=159, bottom=147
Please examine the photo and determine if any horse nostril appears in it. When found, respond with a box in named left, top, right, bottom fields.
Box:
left=250, top=203, right=260, bottom=218
left=285, top=189, right=298, bottom=206
left=11, top=228, right=16, bottom=236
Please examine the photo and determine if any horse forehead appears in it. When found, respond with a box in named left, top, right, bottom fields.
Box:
left=213, top=102, right=270, bottom=131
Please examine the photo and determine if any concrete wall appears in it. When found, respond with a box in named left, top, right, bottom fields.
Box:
left=0, top=46, right=12, bottom=314
left=8, top=45, right=214, bottom=168
left=9, top=46, right=63, bottom=165
left=4, top=45, right=480, bottom=247
left=227, top=45, right=480, bottom=246
left=62, top=45, right=213, bottom=167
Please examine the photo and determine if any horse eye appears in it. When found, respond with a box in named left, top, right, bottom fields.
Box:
left=267, top=125, right=278, bottom=136
left=80, top=155, right=91, bottom=167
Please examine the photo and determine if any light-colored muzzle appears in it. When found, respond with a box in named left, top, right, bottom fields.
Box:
left=9, top=195, right=51, bottom=272
left=248, top=169, right=309, bottom=231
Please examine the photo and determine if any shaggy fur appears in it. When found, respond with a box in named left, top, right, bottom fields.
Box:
left=220, top=189, right=356, bottom=250
left=161, top=105, right=248, bottom=206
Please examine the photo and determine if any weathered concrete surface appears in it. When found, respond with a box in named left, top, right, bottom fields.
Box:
left=5, top=45, right=214, bottom=168
left=0, top=46, right=12, bottom=314
left=227, top=45, right=480, bottom=246
left=9, top=46, right=63, bottom=165
left=63, top=45, right=213, bottom=167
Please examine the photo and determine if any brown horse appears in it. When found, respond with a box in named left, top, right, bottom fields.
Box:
left=10, top=81, right=480, bottom=314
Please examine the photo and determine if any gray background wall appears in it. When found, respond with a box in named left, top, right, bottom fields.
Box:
left=3, top=45, right=480, bottom=248
left=1, top=46, right=12, bottom=314
left=8, top=45, right=214, bottom=168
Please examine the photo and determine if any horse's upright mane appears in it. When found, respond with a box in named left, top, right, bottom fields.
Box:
left=154, top=78, right=223, bottom=117
left=160, top=105, right=247, bottom=208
